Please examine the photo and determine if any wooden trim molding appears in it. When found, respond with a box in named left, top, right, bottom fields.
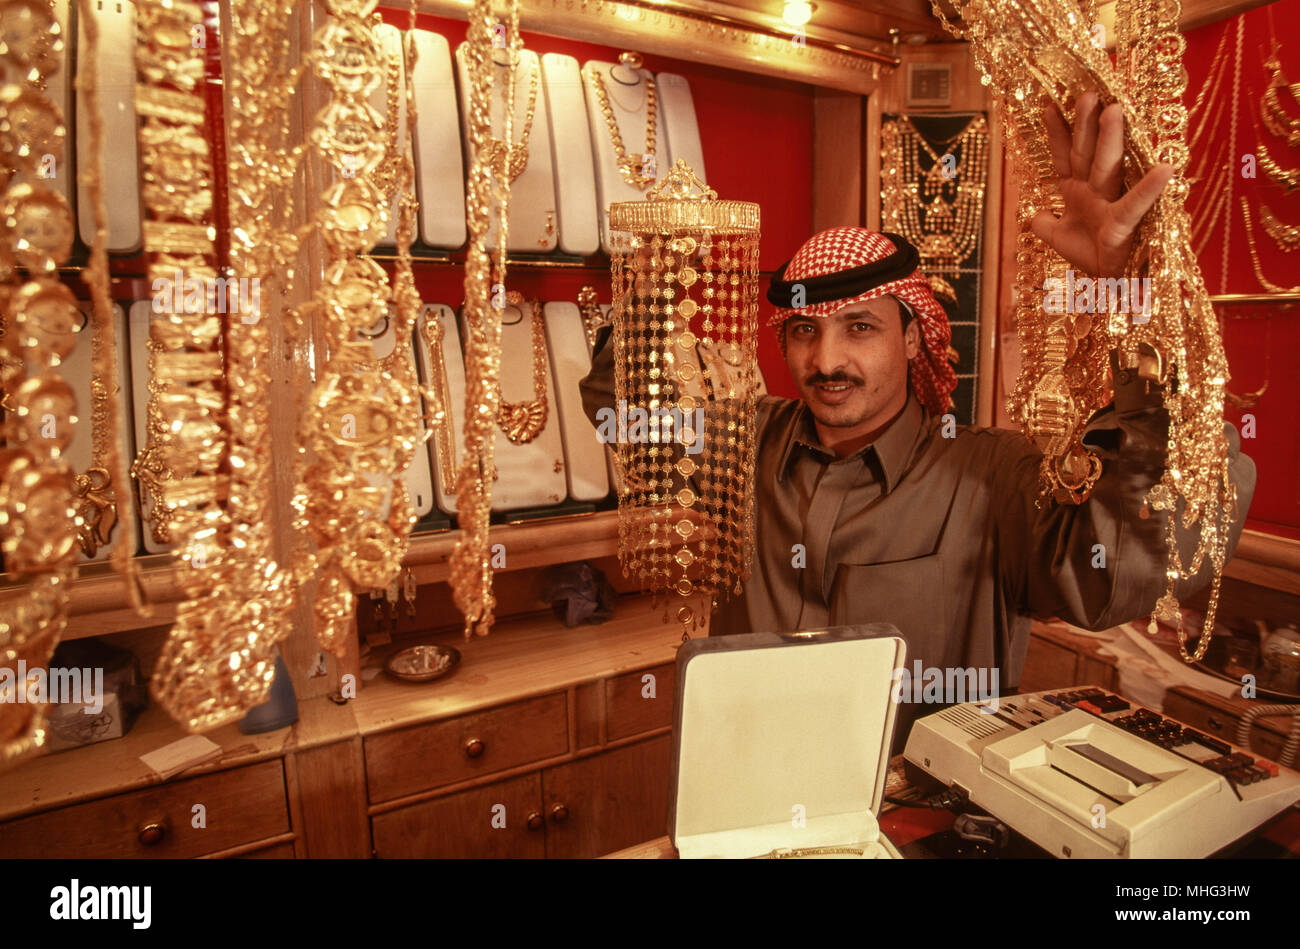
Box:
left=416, top=0, right=891, bottom=94
left=1224, top=529, right=1300, bottom=596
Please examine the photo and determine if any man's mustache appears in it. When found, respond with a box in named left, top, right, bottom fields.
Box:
left=804, top=371, right=865, bottom=387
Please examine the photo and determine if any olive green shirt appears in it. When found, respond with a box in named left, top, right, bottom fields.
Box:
left=579, top=326, right=1256, bottom=748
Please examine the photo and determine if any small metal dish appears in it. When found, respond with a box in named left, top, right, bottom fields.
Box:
left=384, top=644, right=461, bottom=683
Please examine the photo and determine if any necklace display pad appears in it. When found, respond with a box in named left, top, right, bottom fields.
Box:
left=542, top=302, right=609, bottom=502
left=365, top=320, right=436, bottom=519
left=454, top=46, right=558, bottom=255
left=656, top=72, right=707, bottom=187
left=63, top=301, right=138, bottom=562
left=76, top=0, right=141, bottom=254
left=669, top=627, right=907, bottom=859
left=460, top=303, right=568, bottom=510
left=371, top=23, right=409, bottom=250
left=582, top=62, right=670, bottom=256
left=413, top=304, right=468, bottom=515
left=411, top=29, right=467, bottom=251
left=126, top=301, right=165, bottom=554
left=541, top=53, right=600, bottom=257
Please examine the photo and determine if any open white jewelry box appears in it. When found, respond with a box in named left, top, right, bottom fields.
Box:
left=668, top=625, right=907, bottom=859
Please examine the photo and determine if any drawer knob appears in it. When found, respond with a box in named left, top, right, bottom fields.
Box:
left=526, top=812, right=544, bottom=832
left=549, top=803, right=569, bottom=824
left=137, top=819, right=168, bottom=846
left=1207, top=717, right=1223, bottom=732
left=464, top=738, right=485, bottom=758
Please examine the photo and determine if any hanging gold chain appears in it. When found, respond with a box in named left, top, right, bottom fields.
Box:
left=586, top=66, right=658, bottom=189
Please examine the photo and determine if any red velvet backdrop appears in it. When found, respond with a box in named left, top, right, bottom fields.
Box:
left=1184, top=1, right=1300, bottom=539
left=377, top=8, right=814, bottom=400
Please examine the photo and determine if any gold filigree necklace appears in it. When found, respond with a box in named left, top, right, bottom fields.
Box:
left=496, top=292, right=548, bottom=445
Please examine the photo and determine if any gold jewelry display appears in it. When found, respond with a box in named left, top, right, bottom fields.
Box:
left=149, top=0, right=306, bottom=728
left=496, top=292, right=548, bottom=445
left=1185, top=16, right=1242, bottom=283
left=449, top=0, right=523, bottom=639
left=934, top=0, right=1236, bottom=663
left=577, top=284, right=607, bottom=347
left=585, top=64, right=658, bottom=190
left=1256, top=139, right=1300, bottom=194
left=1260, top=42, right=1300, bottom=149
left=480, top=55, right=538, bottom=183
left=881, top=113, right=989, bottom=300
left=418, top=307, right=458, bottom=489
left=1260, top=204, right=1300, bottom=252
left=608, top=160, right=760, bottom=642
left=293, top=1, right=421, bottom=657
left=0, top=0, right=79, bottom=766
left=1240, top=197, right=1300, bottom=293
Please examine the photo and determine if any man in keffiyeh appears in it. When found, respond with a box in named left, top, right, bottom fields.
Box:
left=582, top=94, right=1256, bottom=752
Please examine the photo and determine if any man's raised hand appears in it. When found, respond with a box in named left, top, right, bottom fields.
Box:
left=1029, top=91, right=1174, bottom=278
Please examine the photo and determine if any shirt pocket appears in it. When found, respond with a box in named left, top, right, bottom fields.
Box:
left=828, top=554, right=947, bottom=666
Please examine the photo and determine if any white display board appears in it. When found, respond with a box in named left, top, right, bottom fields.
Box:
left=411, top=29, right=467, bottom=251
left=542, top=302, right=608, bottom=501
left=455, top=46, right=558, bottom=254
left=76, top=0, right=141, bottom=254
left=540, top=53, right=600, bottom=257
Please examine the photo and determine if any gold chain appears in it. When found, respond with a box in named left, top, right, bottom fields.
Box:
left=481, top=55, right=538, bottom=183
left=586, top=66, right=658, bottom=190
left=1260, top=204, right=1300, bottom=251
left=496, top=293, right=548, bottom=444
left=0, top=0, right=80, bottom=765
left=577, top=284, right=607, bottom=347
left=1241, top=197, right=1300, bottom=292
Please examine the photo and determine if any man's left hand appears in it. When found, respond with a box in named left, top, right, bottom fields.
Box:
left=1030, top=91, right=1174, bottom=279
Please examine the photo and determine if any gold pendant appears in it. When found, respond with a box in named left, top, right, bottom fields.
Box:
left=498, top=399, right=547, bottom=444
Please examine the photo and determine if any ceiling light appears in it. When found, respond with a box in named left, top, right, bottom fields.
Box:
left=783, top=1, right=815, bottom=28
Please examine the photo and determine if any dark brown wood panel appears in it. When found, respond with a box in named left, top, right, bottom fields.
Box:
left=1016, top=633, right=1080, bottom=692
left=0, top=759, right=289, bottom=859
left=294, top=738, right=371, bottom=857
left=364, top=693, right=568, bottom=803
left=606, top=663, right=675, bottom=742
left=371, top=772, right=545, bottom=858
left=542, top=735, right=672, bottom=859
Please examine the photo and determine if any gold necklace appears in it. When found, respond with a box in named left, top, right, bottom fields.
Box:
left=419, top=307, right=458, bottom=486
left=586, top=65, right=658, bottom=189
left=1256, top=137, right=1300, bottom=194
left=1260, top=204, right=1300, bottom=251
left=497, top=293, right=548, bottom=444
left=754, top=845, right=871, bottom=859
left=481, top=55, right=538, bottom=183
left=1260, top=42, right=1300, bottom=148
left=937, top=0, right=1236, bottom=663
left=881, top=113, right=989, bottom=284
left=1241, top=197, right=1300, bottom=292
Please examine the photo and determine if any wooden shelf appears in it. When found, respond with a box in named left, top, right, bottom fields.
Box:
left=403, top=509, right=620, bottom=585
left=1224, top=529, right=1300, bottom=597
left=0, top=592, right=692, bottom=824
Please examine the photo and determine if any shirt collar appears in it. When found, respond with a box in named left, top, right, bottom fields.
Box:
left=777, top=393, right=926, bottom=494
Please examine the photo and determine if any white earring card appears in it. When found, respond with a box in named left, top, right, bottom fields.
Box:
left=542, top=302, right=609, bottom=502
left=76, top=0, right=141, bottom=254
left=411, top=29, right=467, bottom=251
left=455, top=45, right=558, bottom=255
left=541, top=53, right=600, bottom=258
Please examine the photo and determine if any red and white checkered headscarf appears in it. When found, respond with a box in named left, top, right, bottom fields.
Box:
left=767, top=227, right=957, bottom=416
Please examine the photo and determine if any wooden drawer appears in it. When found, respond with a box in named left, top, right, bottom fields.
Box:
left=0, top=759, right=289, bottom=859
left=1163, top=690, right=1293, bottom=763
left=371, top=772, right=546, bottom=858
left=365, top=692, right=568, bottom=803
left=606, top=663, right=675, bottom=741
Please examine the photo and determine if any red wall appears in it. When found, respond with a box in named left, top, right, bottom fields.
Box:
left=1184, top=2, right=1300, bottom=539
left=379, top=8, right=814, bottom=399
